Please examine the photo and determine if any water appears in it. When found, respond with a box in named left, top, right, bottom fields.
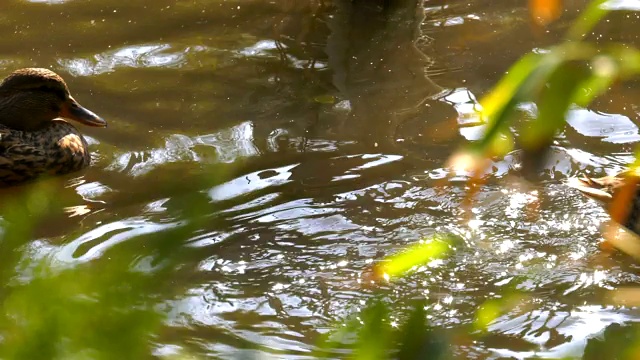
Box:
left=3, top=0, right=640, bottom=358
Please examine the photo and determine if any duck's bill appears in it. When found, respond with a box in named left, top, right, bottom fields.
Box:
left=60, top=96, right=107, bottom=128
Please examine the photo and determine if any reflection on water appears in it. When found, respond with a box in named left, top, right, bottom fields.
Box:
left=567, top=108, right=640, bottom=144
left=4, top=0, right=640, bottom=358
left=61, top=43, right=198, bottom=76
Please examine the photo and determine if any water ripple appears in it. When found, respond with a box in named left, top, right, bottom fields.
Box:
left=60, top=43, right=210, bottom=75
left=54, top=219, right=184, bottom=263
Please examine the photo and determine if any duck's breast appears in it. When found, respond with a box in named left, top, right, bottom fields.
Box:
left=46, top=121, right=91, bottom=174
left=0, top=121, right=90, bottom=185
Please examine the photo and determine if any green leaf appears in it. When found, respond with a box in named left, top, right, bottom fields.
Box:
left=377, top=234, right=458, bottom=280
left=353, top=300, right=390, bottom=360
left=521, top=60, right=589, bottom=150
left=396, top=302, right=449, bottom=360
left=476, top=51, right=562, bottom=154
left=566, top=0, right=610, bottom=41
left=313, top=94, right=337, bottom=104
left=572, top=55, right=618, bottom=106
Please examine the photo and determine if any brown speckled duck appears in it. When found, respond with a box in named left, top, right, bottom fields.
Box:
left=567, top=170, right=640, bottom=235
left=0, top=68, right=106, bottom=186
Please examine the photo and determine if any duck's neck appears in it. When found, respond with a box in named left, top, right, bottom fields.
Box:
left=0, top=93, right=50, bottom=131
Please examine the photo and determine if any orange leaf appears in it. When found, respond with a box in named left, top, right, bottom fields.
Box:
left=529, top=0, right=562, bottom=26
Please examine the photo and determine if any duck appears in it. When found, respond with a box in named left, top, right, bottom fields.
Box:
left=0, top=68, right=106, bottom=186
left=567, top=170, right=640, bottom=235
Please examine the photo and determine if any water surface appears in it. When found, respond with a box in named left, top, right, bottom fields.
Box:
left=4, top=0, right=640, bottom=358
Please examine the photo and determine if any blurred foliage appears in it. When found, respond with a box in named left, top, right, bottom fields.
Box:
left=315, top=235, right=460, bottom=359
left=374, top=234, right=459, bottom=280
left=449, top=0, right=634, bottom=178
left=583, top=323, right=640, bottom=360
left=322, top=0, right=640, bottom=359
left=315, top=299, right=450, bottom=360
left=0, top=182, right=196, bottom=360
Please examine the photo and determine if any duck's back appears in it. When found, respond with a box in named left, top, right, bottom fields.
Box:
left=0, top=120, right=90, bottom=185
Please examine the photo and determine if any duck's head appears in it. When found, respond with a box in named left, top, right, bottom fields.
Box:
left=0, top=68, right=106, bottom=131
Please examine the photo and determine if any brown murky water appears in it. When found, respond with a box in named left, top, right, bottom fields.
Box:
left=4, top=0, right=640, bottom=358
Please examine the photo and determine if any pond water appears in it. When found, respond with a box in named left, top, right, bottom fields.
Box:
left=3, top=0, right=640, bottom=358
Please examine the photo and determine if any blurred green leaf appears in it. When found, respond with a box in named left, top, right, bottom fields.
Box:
left=0, top=181, right=194, bottom=360
left=479, top=52, right=542, bottom=130
left=583, top=323, right=640, bottom=360
left=473, top=291, right=527, bottom=333
left=520, top=61, right=588, bottom=152
left=474, top=299, right=502, bottom=332
left=377, top=235, right=458, bottom=280
left=476, top=51, right=562, bottom=156
left=354, top=300, right=391, bottom=360
left=313, top=94, right=336, bottom=104
left=566, top=0, right=609, bottom=41
left=315, top=314, right=364, bottom=359
left=572, top=57, right=617, bottom=106
left=396, top=301, right=449, bottom=360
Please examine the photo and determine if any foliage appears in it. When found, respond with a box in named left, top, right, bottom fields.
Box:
left=449, top=0, right=637, bottom=178
left=321, top=0, right=640, bottom=358
left=0, top=183, right=194, bottom=360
